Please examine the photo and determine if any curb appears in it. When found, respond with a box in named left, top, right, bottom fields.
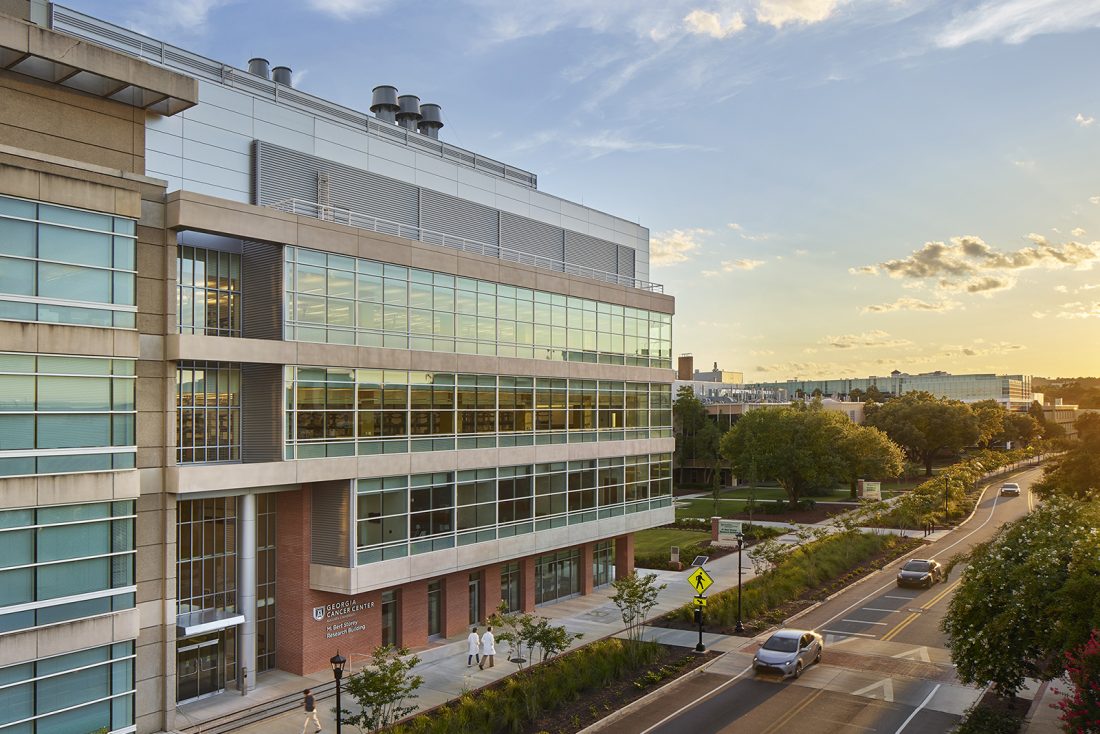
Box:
left=575, top=650, right=733, bottom=734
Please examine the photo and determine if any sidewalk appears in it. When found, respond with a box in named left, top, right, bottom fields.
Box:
left=1020, top=677, right=1069, bottom=733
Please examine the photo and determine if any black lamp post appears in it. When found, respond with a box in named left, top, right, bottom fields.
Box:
left=735, top=532, right=745, bottom=634
left=330, top=652, right=347, bottom=734
left=944, top=475, right=949, bottom=520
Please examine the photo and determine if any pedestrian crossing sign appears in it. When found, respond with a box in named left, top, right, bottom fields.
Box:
left=687, top=567, right=714, bottom=594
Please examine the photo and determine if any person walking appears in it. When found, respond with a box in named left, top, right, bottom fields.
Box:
left=301, top=688, right=321, bottom=733
left=466, top=626, right=481, bottom=667
left=478, top=625, right=496, bottom=669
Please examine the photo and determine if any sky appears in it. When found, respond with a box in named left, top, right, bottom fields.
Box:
left=67, top=0, right=1100, bottom=381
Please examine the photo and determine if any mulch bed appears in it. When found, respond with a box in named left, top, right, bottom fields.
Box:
left=725, top=501, right=853, bottom=525
left=520, top=644, right=718, bottom=734
left=653, top=535, right=925, bottom=636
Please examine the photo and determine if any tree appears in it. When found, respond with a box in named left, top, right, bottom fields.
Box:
left=610, top=571, right=666, bottom=657
left=1075, top=411, right=1100, bottom=443
left=942, top=499, right=1100, bottom=697
left=673, top=386, right=724, bottom=487
left=864, top=384, right=887, bottom=403
left=999, top=412, right=1041, bottom=448
left=836, top=423, right=905, bottom=499
left=864, top=391, right=980, bottom=476
left=1054, top=630, right=1100, bottom=733
left=1032, top=436, right=1100, bottom=500
left=721, top=404, right=849, bottom=508
left=969, top=399, right=1006, bottom=448
left=340, top=645, right=424, bottom=731
left=487, top=601, right=582, bottom=668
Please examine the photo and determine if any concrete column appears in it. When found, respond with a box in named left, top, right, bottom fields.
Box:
left=238, top=493, right=257, bottom=692
left=579, top=543, right=594, bottom=596
left=614, top=533, right=635, bottom=579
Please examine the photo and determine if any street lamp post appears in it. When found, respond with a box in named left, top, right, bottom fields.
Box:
left=330, top=652, right=347, bottom=734
left=944, top=475, right=949, bottom=520
left=735, top=532, right=745, bottom=634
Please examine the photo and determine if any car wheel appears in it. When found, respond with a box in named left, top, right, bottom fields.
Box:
left=814, top=650, right=822, bottom=664
left=794, top=661, right=804, bottom=679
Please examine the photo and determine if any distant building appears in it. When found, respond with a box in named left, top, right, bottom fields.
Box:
left=1043, top=399, right=1079, bottom=439
left=750, top=370, right=1034, bottom=411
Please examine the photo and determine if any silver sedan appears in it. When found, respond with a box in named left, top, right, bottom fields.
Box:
left=753, top=629, right=824, bottom=679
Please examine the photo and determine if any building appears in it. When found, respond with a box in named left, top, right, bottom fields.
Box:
left=0, top=4, right=675, bottom=732
left=751, top=370, right=1034, bottom=411
left=1042, top=400, right=1079, bottom=439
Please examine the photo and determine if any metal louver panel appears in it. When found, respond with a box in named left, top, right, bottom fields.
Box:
left=311, top=481, right=353, bottom=567
left=617, top=246, right=636, bottom=279
left=500, top=212, right=564, bottom=269
left=240, top=364, right=282, bottom=464
left=253, top=141, right=419, bottom=227
left=565, top=231, right=617, bottom=273
left=241, top=240, right=283, bottom=340
left=421, top=189, right=499, bottom=246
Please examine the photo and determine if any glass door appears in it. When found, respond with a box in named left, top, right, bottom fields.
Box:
left=177, top=634, right=224, bottom=702
left=468, top=573, right=481, bottom=625
left=427, top=580, right=443, bottom=639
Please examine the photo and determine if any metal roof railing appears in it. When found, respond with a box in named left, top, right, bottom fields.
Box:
left=48, top=4, right=538, bottom=189
left=268, top=199, right=664, bottom=293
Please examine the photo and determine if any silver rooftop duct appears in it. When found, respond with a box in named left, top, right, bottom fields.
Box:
left=396, top=94, right=421, bottom=131
left=370, top=85, right=399, bottom=123
left=272, top=66, right=293, bottom=87
left=247, top=57, right=270, bottom=79
left=417, top=103, right=443, bottom=139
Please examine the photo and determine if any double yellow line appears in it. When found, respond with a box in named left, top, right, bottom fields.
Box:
left=881, top=579, right=961, bottom=642
left=760, top=688, right=827, bottom=734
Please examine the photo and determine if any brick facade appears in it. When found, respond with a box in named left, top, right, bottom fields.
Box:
left=444, top=572, right=468, bottom=637
left=615, top=533, right=635, bottom=578
left=481, top=563, right=501, bottom=620
left=520, top=556, right=537, bottom=612
left=579, top=542, right=594, bottom=595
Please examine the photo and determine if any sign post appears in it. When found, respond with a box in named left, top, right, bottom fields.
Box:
left=686, top=567, right=715, bottom=653
left=718, top=519, right=743, bottom=543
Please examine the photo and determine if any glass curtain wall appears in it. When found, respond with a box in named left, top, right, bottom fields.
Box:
left=255, top=494, right=277, bottom=673
left=0, top=642, right=135, bottom=734
left=176, top=362, right=241, bottom=464
left=177, top=246, right=241, bottom=336
left=0, top=353, right=136, bottom=478
left=284, top=246, right=672, bottom=367
left=0, top=195, right=136, bottom=329
left=535, top=549, right=580, bottom=605
left=354, top=454, right=672, bottom=565
left=0, top=501, right=135, bottom=634
left=499, top=562, right=520, bottom=613
left=285, top=366, right=672, bottom=459
left=593, top=540, right=614, bottom=588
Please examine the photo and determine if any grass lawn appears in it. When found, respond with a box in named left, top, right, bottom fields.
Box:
left=633, top=527, right=711, bottom=555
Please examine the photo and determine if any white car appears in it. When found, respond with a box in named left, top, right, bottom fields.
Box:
left=753, top=629, right=823, bottom=679
left=999, top=482, right=1021, bottom=497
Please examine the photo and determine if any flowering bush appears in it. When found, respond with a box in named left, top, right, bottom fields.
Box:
left=1054, top=629, right=1100, bottom=734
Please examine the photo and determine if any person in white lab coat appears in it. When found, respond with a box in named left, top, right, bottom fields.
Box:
left=478, top=625, right=496, bottom=669
left=466, top=626, right=481, bottom=667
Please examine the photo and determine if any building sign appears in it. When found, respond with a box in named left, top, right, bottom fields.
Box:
left=312, top=599, right=375, bottom=640
left=860, top=481, right=881, bottom=501
left=718, top=519, right=743, bottom=540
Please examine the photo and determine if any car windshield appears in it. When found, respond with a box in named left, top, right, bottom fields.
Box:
left=903, top=561, right=931, bottom=572
left=1003, top=484, right=1018, bottom=489
left=762, top=636, right=799, bottom=653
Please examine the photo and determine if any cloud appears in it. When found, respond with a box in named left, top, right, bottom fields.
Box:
left=861, top=297, right=960, bottom=314
left=863, top=235, right=1100, bottom=284
left=961, top=275, right=1015, bottom=295
left=755, top=0, right=842, bottom=28
left=727, top=222, right=774, bottom=241
left=1054, top=285, right=1069, bottom=293
left=126, top=0, right=229, bottom=34
left=1076, top=113, right=1096, bottom=127
left=1054, top=301, right=1100, bottom=319
left=942, top=341, right=1025, bottom=358
left=683, top=9, right=746, bottom=38
left=1091, top=196, right=1100, bottom=205
left=1072, top=227, right=1087, bottom=237
left=749, top=349, right=775, bottom=356
left=650, top=228, right=710, bottom=266
left=794, top=248, right=809, bottom=256
left=1082, top=283, right=1100, bottom=291
left=512, top=129, right=709, bottom=158
left=849, top=265, right=878, bottom=275
left=1012, top=159, right=1037, bottom=171
left=720, top=258, right=766, bottom=271
left=1032, top=311, right=1047, bottom=319
left=824, top=330, right=913, bottom=350
left=936, top=0, right=1100, bottom=48
left=308, top=0, right=391, bottom=18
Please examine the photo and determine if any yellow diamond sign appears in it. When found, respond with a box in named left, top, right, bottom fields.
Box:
left=687, top=567, right=714, bottom=595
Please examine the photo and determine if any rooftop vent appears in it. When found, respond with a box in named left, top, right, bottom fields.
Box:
left=417, top=103, right=443, bottom=139
left=247, top=57, right=270, bottom=79
left=396, top=94, right=421, bottom=131
left=371, top=85, right=399, bottom=123
left=272, top=65, right=293, bottom=87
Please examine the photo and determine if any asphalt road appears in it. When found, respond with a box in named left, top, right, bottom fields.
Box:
left=598, top=466, right=1043, bottom=734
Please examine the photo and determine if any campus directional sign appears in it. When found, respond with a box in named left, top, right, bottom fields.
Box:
left=687, top=566, right=714, bottom=595
left=692, top=596, right=707, bottom=608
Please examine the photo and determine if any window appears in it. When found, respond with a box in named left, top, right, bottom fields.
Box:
left=0, top=642, right=135, bottom=734
left=593, top=541, right=614, bottom=588
left=284, top=246, right=673, bottom=368
left=0, top=353, right=136, bottom=478
left=177, top=362, right=241, bottom=464
left=177, top=246, right=241, bottom=336
left=0, top=195, right=136, bottom=328
left=380, top=590, right=398, bottom=646
left=500, top=562, right=521, bottom=613
left=177, top=498, right=238, bottom=616
left=0, top=501, right=135, bottom=634
left=255, top=495, right=277, bottom=673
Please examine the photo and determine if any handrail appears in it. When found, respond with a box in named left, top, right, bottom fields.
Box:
left=177, top=680, right=337, bottom=734
left=267, top=198, right=664, bottom=294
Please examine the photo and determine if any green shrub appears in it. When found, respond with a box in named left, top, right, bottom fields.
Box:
left=954, top=703, right=1022, bottom=734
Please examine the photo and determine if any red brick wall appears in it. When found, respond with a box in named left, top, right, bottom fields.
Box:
left=275, top=487, right=384, bottom=675
left=579, top=542, right=594, bottom=595
left=482, top=563, right=501, bottom=620
left=521, top=556, right=536, bottom=612
left=615, top=533, right=635, bottom=578
left=401, top=579, right=429, bottom=649
left=444, top=572, right=468, bottom=637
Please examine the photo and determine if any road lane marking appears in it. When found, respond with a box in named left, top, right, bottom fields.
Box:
left=882, top=580, right=961, bottom=642
left=823, top=629, right=876, bottom=638
left=894, top=683, right=941, bottom=734
left=891, top=647, right=931, bottom=663
left=637, top=664, right=753, bottom=734
left=761, top=687, right=828, bottom=734
left=884, top=595, right=915, bottom=601
left=852, top=677, right=895, bottom=702
left=842, top=619, right=889, bottom=625
left=861, top=607, right=900, bottom=613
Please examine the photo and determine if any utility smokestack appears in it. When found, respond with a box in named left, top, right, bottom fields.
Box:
left=247, top=57, right=271, bottom=79
left=371, top=85, right=399, bottom=123
left=396, top=95, right=421, bottom=131
left=417, top=103, right=443, bottom=139
left=272, top=66, right=293, bottom=87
